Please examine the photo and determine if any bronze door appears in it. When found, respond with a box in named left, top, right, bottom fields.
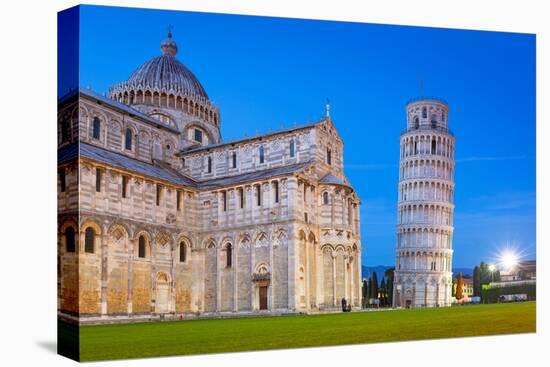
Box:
left=259, top=286, right=268, bottom=310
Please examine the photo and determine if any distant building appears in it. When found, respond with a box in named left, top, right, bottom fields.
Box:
left=500, top=260, right=536, bottom=282
left=453, top=277, right=473, bottom=299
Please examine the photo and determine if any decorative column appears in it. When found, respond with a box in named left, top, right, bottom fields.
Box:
left=332, top=251, right=337, bottom=307
left=127, top=238, right=135, bottom=314
left=100, top=232, right=108, bottom=315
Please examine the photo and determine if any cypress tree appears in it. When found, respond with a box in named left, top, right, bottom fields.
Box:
left=473, top=266, right=481, bottom=297
left=380, top=277, right=387, bottom=306
left=371, top=272, right=379, bottom=300
left=367, top=277, right=373, bottom=302
left=385, top=267, right=395, bottom=306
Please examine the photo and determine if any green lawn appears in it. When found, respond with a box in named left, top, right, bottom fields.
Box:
left=76, top=302, right=536, bottom=361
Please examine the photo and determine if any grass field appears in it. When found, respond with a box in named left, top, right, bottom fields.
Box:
left=75, top=302, right=536, bottom=361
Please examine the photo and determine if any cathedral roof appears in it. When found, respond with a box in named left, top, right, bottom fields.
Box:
left=77, top=143, right=198, bottom=187
left=319, top=173, right=352, bottom=189
left=200, top=160, right=313, bottom=189
left=59, top=142, right=313, bottom=190
left=179, top=120, right=323, bottom=155
left=111, top=32, right=209, bottom=101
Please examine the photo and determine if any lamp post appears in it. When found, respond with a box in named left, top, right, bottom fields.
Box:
left=488, top=264, right=496, bottom=283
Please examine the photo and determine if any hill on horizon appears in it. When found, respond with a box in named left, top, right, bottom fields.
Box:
left=362, top=265, right=473, bottom=281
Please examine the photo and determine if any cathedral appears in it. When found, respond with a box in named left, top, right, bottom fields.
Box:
left=57, top=32, right=362, bottom=323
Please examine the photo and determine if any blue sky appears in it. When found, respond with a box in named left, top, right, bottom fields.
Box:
left=70, top=5, right=536, bottom=268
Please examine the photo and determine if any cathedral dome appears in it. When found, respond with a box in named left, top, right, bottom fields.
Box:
left=110, top=31, right=209, bottom=101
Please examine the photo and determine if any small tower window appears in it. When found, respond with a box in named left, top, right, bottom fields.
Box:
left=59, top=168, right=66, bottom=193
left=431, top=139, right=437, bottom=154
left=232, top=152, right=237, bottom=168
left=177, top=190, right=182, bottom=211
left=239, top=187, right=244, bottom=208
left=65, top=227, right=75, bottom=253
left=207, top=156, right=212, bottom=173
left=327, top=148, right=332, bottom=165
left=259, top=145, right=265, bottom=164
left=84, top=227, right=95, bottom=254
left=156, top=184, right=162, bottom=206
left=122, top=176, right=129, bottom=198
left=226, top=244, right=233, bottom=268
left=61, top=118, right=70, bottom=143
left=422, top=107, right=427, bottom=119
left=92, top=117, right=101, bottom=140
left=125, top=128, right=133, bottom=150
left=179, top=242, right=186, bottom=262
left=323, top=192, right=329, bottom=205
left=413, top=116, right=419, bottom=129
left=431, top=116, right=437, bottom=128
left=289, top=139, right=295, bottom=158
left=273, top=181, right=279, bottom=203
left=138, top=235, right=146, bottom=258
left=95, top=168, right=102, bottom=192
left=222, top=191, right=227, bottom=211
left=256, top=184, right=261, bottom=206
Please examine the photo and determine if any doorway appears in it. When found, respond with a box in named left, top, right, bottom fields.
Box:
left=155, top=273, right=169, bottom=313
left=259, top=286, right=268, bottom=310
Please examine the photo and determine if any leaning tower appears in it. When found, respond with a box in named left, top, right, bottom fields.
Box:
left=393, top=98, right=455, bottom=308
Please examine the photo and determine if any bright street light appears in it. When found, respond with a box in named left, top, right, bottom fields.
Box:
left=499, top=251, right=519, bottom=270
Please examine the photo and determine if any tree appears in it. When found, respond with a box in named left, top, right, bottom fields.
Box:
left=479, top=262, right=491, bottom=285
left=380, top=277, right=387, bottom=306
left=473, top=266, right=481, bottom=297
left=371, top=272, right=379, bottom=300
left=361, top=279, right=368, bottom=308
left=456, top=272, right=464, bottom=300
left=493, top=269, right=501, bottom=282
left=367, top=277, right=373, bottom=304
left=385, top=267, right=395, bottom=306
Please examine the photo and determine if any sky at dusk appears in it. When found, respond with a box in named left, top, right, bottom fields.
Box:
left=68, top=5, right=536, bottom=268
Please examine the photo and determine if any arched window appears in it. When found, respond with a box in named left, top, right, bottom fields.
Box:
left=84, top=227, right=95, bottom=253
left=179, top=242, right=186, bottom=262
left=431, top=117, right=437, bottom=128
left=92, top=117, right=101, bottom=140
left=323, top=191, right=329, bottom=205
left=194, top=128, right=203, bottom=143
left=422, top=107, right=427, bottom=119
left=259, top=145, right=265, bottom=164
left=273, top=181, right=279, bottom=203
left=61, top=118, right=70, bottom=143
left=431, top=138, right=436, bottom=154
left=125, top=128, right=133, bottom=150
left=226, top=244, right=232, bottom=268
left=413, top=116, right=419, bottom=129
left=289, top=139, right=295, bottom=158
left=138, top=235, right=146, bottom=258
left=66, top=227, right=75, bottom=253
left=232, top=152, right=237, bottom=168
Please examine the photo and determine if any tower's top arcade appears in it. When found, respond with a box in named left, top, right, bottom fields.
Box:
left=405, top=98, right=450, bottom=132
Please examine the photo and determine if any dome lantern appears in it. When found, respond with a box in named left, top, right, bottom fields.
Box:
left=160, top=30, right=178, bottom=57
